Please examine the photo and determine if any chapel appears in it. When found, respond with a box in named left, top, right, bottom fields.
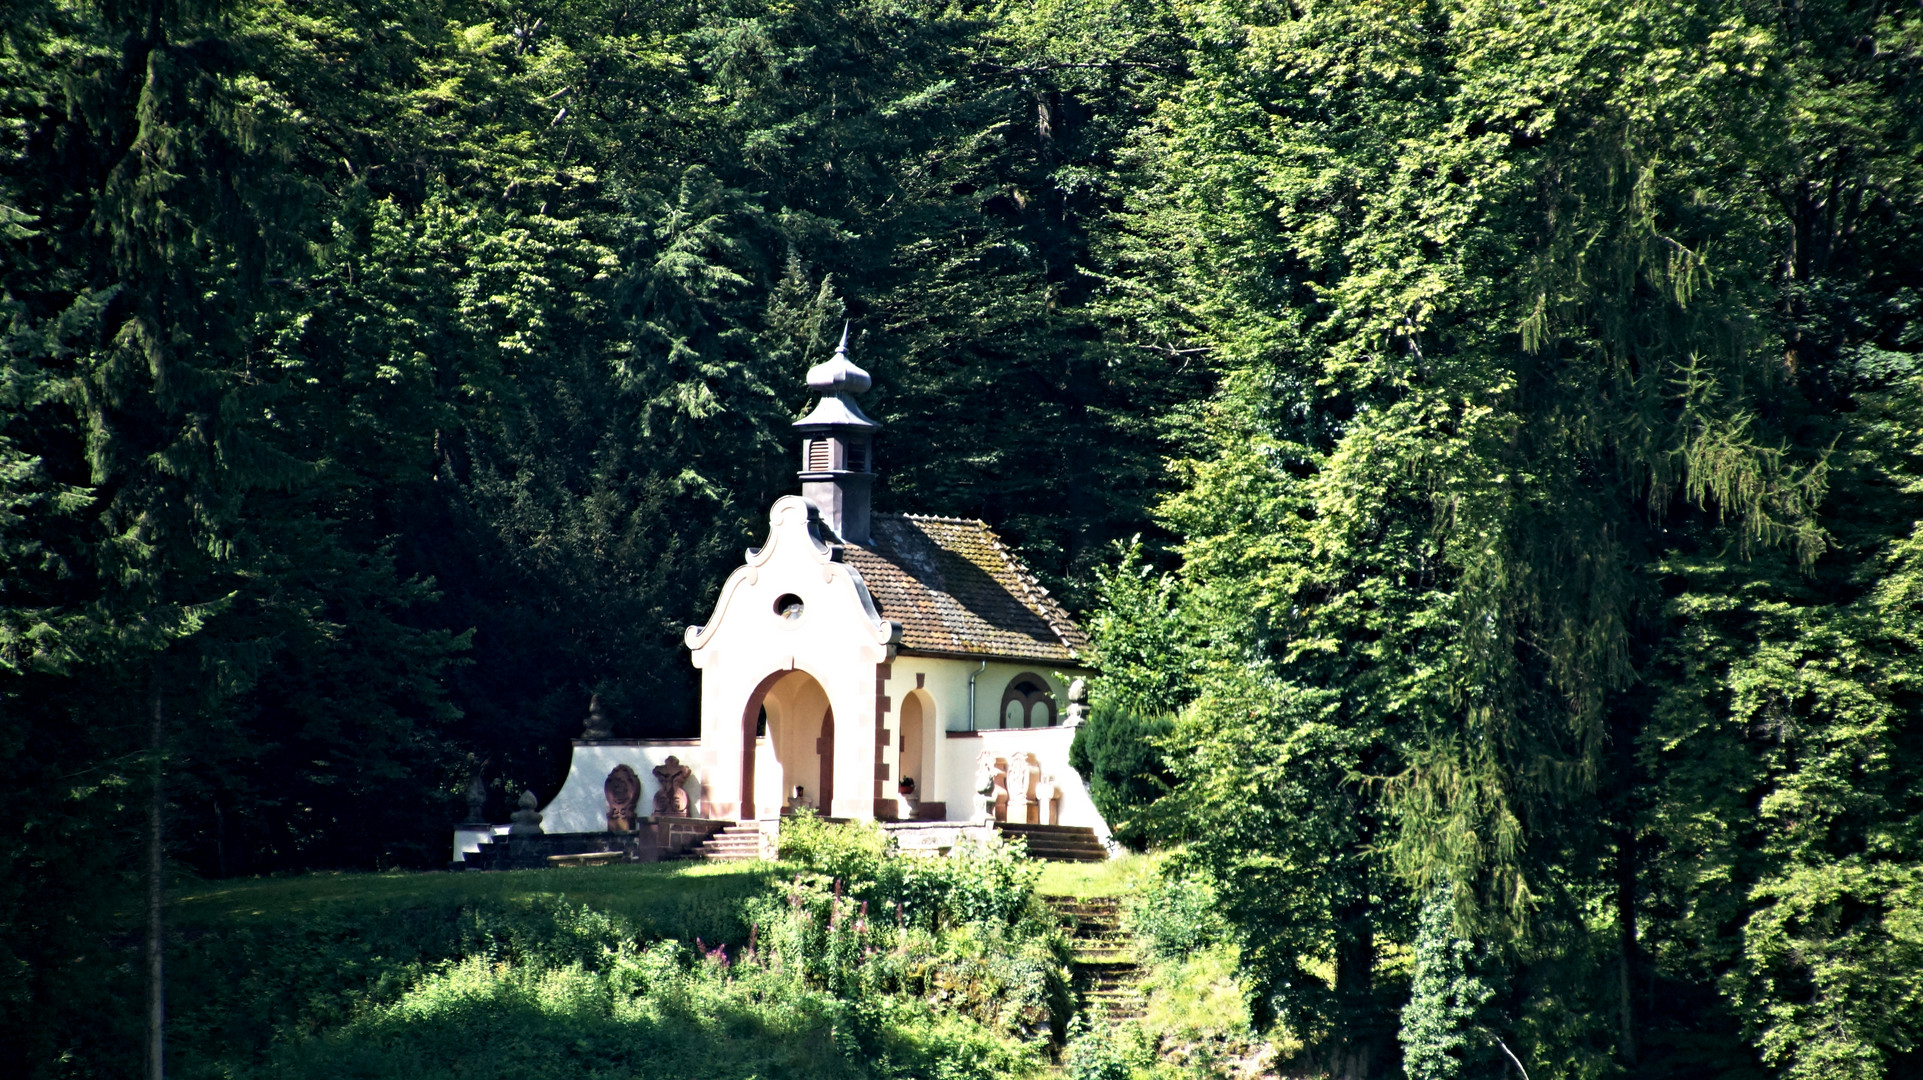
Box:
left=456, top=331, right=1111, bottom=865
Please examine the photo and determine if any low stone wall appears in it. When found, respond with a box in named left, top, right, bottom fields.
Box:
left=464, top=817, right=731, bottom=869
left=882, top=818, right=998, bottom=856
left=541, top=741, right=708, bottom=834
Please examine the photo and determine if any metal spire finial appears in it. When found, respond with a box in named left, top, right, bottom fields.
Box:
left=804, top=321, right=872, bottom=398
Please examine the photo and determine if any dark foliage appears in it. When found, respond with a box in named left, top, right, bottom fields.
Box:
left=1067, top=702, right=1173, bottom=852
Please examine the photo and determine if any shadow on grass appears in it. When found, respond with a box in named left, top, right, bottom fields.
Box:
left=165, top=866, right=786, bottom=1079
left=171, top=861, right=784, bottom=941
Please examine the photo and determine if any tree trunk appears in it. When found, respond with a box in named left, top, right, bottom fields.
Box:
left=1615, top=825, right=1637, bottom=1066
left=147, top=681, right=165, bottom=1080
left=1331, top=897, right=1379, bottom=1080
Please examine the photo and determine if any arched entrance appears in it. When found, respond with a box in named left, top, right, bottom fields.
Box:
left=740, top=670, right=835, bottom=820
left=898, top=689, right=936, bottom=809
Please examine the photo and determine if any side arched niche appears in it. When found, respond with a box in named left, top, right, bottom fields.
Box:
left=897, top=689, right=938, bottom=804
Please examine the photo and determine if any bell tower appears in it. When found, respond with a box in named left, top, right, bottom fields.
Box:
left=794, top=325, right=879, bottom=544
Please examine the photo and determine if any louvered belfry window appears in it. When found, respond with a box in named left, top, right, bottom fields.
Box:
left=847, top=442, right=867, bottom=472
left=807, top=439, right=833, bottom=472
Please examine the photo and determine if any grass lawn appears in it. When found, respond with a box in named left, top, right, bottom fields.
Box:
left=170, top=859, right=783, bottom=940
left=172, top=850, right=1152, bottom=929
left=1036, top=851, right=1159, bottom=898
left=159, top=845, right=1171, bottom=969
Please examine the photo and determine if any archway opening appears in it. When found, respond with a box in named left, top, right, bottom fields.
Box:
left=742, top=669, right=835, bottom=820
left=898, top=689, right=937, bottom=814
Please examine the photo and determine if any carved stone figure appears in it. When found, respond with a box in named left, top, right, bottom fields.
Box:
left=508, top=789, right=544, bottom=836
left=581, top=694, right=613, bottom=740
left=604, top=764, right=640, bottom=832
left=1036, top=773, right=1062, bottom=826
left=973, top=750, right=1005, bottom=823
left=1007, top=752, right=1040, bottom=824
left=463, top=761, right=488, bottom=824
left=652, top=755, right=693, bottom=816
left=1064, top=677, right=1089, bottom=728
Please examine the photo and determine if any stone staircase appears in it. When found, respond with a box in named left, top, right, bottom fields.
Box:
left=996, top=822, right=1108, bottom=862
left=1050, top=896, right=1146, bottom=1022
left=465, top=818, right=730, bottom=869
left=689, top=822, right=766, bottom=862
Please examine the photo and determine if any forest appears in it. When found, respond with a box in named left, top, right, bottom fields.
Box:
left=2, top=0, right=1920, bottom=1078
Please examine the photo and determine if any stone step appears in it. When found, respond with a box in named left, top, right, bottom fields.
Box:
left=546, top=850, right=626, bottom=867
left=1064, top=918, right=1123, bottom=934
left=693, top=823, right=763, bottom=862
left=996, top=823, right=1108, bottom=863
left=1054, top=903, right=1121, bottom=915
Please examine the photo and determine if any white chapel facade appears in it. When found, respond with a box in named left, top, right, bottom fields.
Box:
left=472, top=331, right=1111, bottom=861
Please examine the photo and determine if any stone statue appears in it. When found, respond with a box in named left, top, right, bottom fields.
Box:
left=1007, top=752, right=1040, bottom=824
left=508, top=789, right=544, bottom=836
left=1036, top=773, right=1061, bottom=826
left=1064, top=677, right=1089, bottom=728
left=652, top=755, right=693, bottom=816
left=463, top=760, right=488, bottom=824
left=972, top=750, right=1002, bottom=822
left=974, top=750, right=1009, bottom=822
left=604, top=764, right=640, bottom=832
left=581, top=694, right=613, bottom=740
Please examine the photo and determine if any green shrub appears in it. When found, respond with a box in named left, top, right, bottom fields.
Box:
left=1125, top=873, right=1230, bottom=961
left=255, top=933, right=1039, bottom=1080
left=779, top=814, right=1046, bottom=933
left=777, top=809, right=894, bottom=883
left=744, top=857, right=1069, bottom=1039
left=1067, top=702, right=1175, bottom=851
left=1063, top=1012, right=1149, bottom=1080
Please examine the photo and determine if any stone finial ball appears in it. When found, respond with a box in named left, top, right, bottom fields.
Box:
left=519, top=789, right=539, bottom=809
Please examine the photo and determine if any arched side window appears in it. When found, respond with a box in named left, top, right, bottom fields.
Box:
left=1000, top=674, right=1058, bottom=729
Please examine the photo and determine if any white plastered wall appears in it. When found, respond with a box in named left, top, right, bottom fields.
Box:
left=539, top=742, right=709, bottom=833
left=874, top=656, right=1105, bottom=842
left=686, top=496, right=902, bottom=820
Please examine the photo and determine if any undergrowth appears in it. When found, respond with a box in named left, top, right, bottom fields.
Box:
left=162, top=822, right=1072, bottom=1080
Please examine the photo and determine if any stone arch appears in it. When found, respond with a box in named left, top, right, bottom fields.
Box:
left=898, top=688, right=937, bottom=803
left=740, top=668, right=835, bottom=820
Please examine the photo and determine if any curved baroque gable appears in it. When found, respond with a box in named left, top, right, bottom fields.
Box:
left=685, top=496, right=903, bottom=663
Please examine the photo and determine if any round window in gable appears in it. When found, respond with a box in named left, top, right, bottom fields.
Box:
left=774, top=594, right=805, bottom=621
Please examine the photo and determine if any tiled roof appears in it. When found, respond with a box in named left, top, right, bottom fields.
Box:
left=843, top=514, right=1089, bottom=663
